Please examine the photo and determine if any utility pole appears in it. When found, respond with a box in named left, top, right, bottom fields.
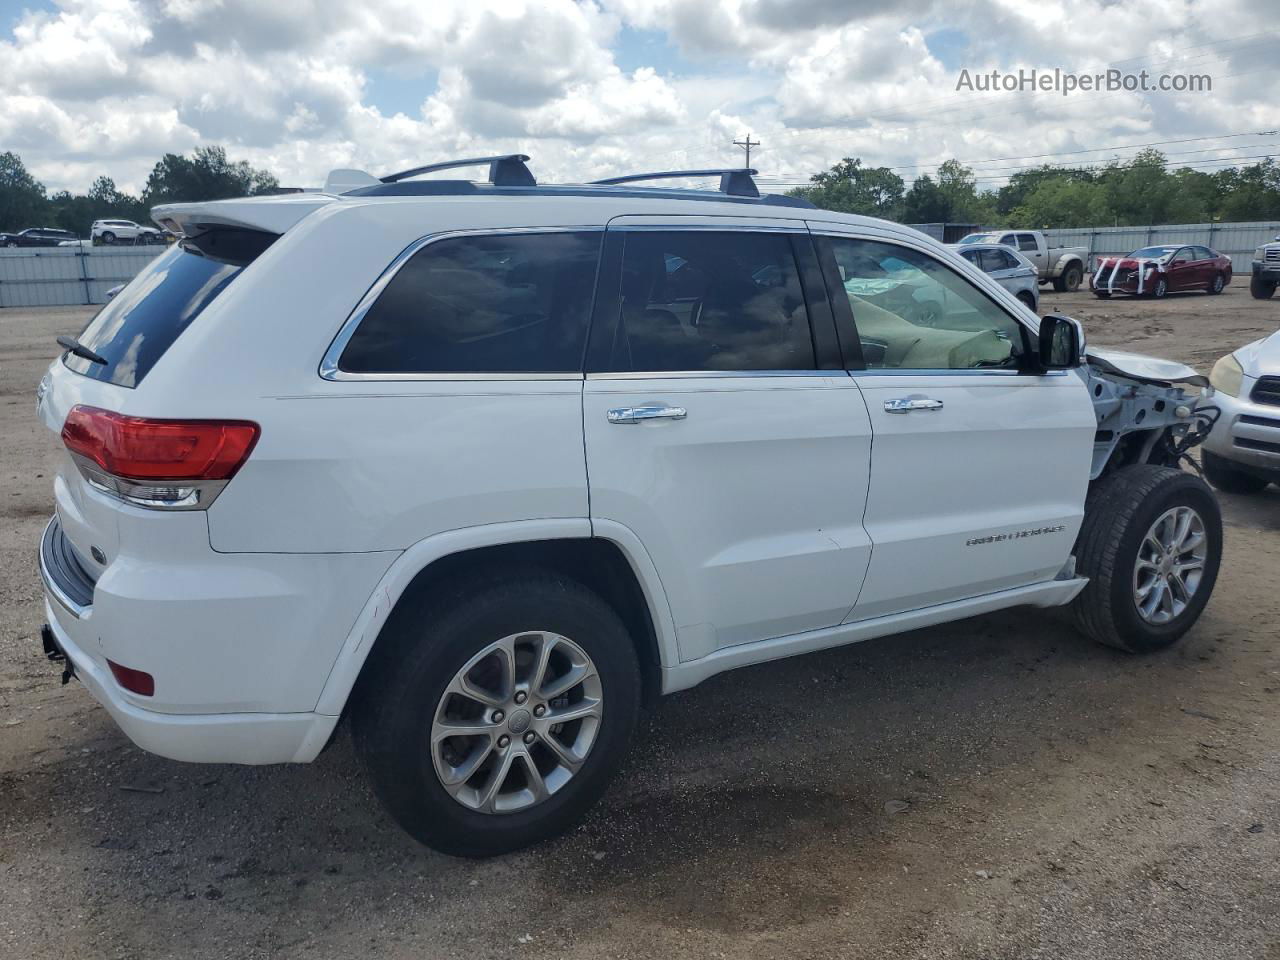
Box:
left=733, top=133, right=759, bottom=169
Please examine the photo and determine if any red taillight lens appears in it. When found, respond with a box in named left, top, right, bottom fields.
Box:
left=61, top=406, right=259, bottom=482
left=107, top=659, right=155, bottom=697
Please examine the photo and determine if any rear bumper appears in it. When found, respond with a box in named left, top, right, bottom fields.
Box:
left=41, top=603, right=339, bottom=763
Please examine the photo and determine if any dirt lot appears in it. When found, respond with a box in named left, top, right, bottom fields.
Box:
left=2, top=285, right=1279, bottom=960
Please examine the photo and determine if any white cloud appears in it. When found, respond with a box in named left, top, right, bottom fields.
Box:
left=0, top=0, right=1273, bottom=201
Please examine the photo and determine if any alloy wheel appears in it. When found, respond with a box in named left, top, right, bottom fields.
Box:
left=430, top=631, right=603, bottom=814
left=1132, top=506, right=1208, bottom=624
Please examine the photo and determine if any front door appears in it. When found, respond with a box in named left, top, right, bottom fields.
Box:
left=582, top=218, right=874, bottom=659
left=812, top=227, right=1097, bottom=621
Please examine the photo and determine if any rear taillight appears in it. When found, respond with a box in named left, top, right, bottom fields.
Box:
left=61, top=405, right=259, bottom=510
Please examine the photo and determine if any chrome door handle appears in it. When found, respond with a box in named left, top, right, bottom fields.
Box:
left=884, top=397, right=944, bottom=414
left=607, top=405, right=688, bottom=424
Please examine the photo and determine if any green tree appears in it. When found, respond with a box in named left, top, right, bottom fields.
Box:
left=934, top=159, right=996, bottom=223
left=1010, top=178, right=1111, bottom=228
left=902, top=174, right=950, bottom=222
left=0, top=151, right=48, bottom=231
left=789, top=157, right=905, bottom=218
left=142, top=146, right=279, bottom=205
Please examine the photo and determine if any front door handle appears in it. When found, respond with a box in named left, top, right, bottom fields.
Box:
left=884, top=396, right=944, bottom=414
left=607, top=405, right=688, bottom=424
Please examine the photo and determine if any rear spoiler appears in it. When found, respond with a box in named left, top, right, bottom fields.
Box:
left=150, top=193, right=336, bottom=238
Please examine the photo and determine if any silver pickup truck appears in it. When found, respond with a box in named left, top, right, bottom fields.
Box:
left=1252, top=235, right=1280, bottom=299
left=959, top=230, right=1089, bottom=292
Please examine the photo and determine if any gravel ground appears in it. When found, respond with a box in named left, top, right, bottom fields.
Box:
left=2, top=283, right=1279, bottom=960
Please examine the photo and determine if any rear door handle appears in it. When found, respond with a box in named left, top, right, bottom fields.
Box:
left=607, top=405, right=688, bottom=424
left=884, top=397, right=944, bottom=414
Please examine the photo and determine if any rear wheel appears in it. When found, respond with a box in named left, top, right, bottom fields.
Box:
left=1207, top=272, right=1226, bottom=295
left=1059, top=264, right=1082, bottom=292
left=1016, top=290, right=1037, bottom=311
left=1071, top=465, right=1221, bottom=652
left=1252, top=275, right=1277, bottom=300
left=1202, top=450, right=1270, bottom=494
left=352, top=571, right=640, bottom=857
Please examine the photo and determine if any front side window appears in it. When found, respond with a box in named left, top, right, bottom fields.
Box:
left=339, top=231, right=602, bottom=375
left=602, top=230, right=815, bottom=372
left=827, top=237, right=1029, bottom=371
left=1017, top=233, right=1038, bottom=252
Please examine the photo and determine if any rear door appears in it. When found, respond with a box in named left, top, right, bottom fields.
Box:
left=812, top=225, right=1095, bottom=620
left=1016, top=233, right=1043, bottom=274
left=582, top=216, right=873, bottom=659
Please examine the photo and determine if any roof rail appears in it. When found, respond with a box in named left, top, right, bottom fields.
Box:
left=590, top=168, right=760, bottom=198
left=380, top=154, right=536, bottom=187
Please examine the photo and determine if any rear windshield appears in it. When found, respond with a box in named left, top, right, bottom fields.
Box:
left=64, top=231, right=271, bottom=387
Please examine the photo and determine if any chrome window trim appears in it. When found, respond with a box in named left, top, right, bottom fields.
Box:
left=606, top=223, right=808, bottom=234
left=586, top=369, right=835, bottom=380
left=319, top=226, right=605, bottom=382
left=849, top=368, right=1068, bottom=378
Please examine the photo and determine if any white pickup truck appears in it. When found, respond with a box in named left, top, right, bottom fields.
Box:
left=959, top=230, right=1089, bottom=292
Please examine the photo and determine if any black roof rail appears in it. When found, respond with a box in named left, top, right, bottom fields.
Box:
left=380, top=154, right=536, bottom=187
left=590, top=168, right=760, bottom=198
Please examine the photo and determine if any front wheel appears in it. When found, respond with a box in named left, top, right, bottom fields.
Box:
left=352, top=571, right=640, bottom=857
left=1150, top=276, right=1168, bottom=298
left=1252, top=275, right=1277, bottom=300
left=1093, top=289, right=1112, bottom=299
left=1071, top=465, right=1222, bottom=653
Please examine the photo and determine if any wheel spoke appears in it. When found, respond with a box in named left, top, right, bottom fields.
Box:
left=1171, top=509, right=1193, bottom=552
left=537, top=729, right=585, bottom=770
left=547, top=696, right=602, bottom=726
left=519, top=751, right=550, bottom=803
left=437, top=741, right=494, bottom=788
left=529, top=633, right=559, bottom=695
left=476, top=748, right=517, bottom=813
left=1168, top=572, right=1191, bottom=605
left=431, top=718, right=493, bottom=743
left=542, top=663, right=596, bottom=701
left=1135, top=576, right=1158, bottom=600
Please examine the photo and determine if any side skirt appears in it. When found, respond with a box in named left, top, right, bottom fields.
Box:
left=660, top=577, right=1088, bottom=694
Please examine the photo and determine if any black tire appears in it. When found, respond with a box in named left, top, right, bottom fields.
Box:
left=1093, top=289, right=1112, bottom=299
left=1060, top=264, right=1083, bottom=292
left=1052, top=274, right=1066, bottom=292
left=1071, top=465, right=1222, bottom=653
left=1251, top=275, right=1277, bottom=300
left=1206, top=272, right=1226, bottom=295
left=1016, top=290, right=1037, bottom=312
left=101, top=231, right=115, bottom=244
left=352, top=570, right=640, bottom=857
left=1202, top=450, right=1270, bottom=494
left=1150, top=276, right=1168, bottom=298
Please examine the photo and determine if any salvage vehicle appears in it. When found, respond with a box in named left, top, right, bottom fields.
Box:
left=957, top=229, right=1087, bottom=291
left=1202, top=328, right=1280, bottom=492
left=950, top=241, right=1040, bottom=312
left=1092, top=244, right=1232, bottom=299
left=1251, top=235, right=1280, bottom=299
left=37, top=157, right=1223, bottom=857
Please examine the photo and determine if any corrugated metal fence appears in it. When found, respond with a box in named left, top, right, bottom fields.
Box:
left=1042, top=221, right=1280, bottom=273
left=0, top=247, right=166, bottom=308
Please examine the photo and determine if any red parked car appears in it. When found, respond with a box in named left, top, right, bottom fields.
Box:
left=1092, top=244, right=1232, bottom=299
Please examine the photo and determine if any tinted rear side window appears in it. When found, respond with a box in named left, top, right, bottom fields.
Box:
left=338, top=231, right=602, bottom=375
left=65, top=243, right=249, bottom=388
left=602, top=230, right=815, bottom=372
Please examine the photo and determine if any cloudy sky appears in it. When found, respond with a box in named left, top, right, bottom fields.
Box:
left=1, top=0, right=1277, bottom=196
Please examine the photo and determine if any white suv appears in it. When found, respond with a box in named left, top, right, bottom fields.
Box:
left=38, top=156, right=1224, bottom=857
left=91, top=219, right=164, bottom=244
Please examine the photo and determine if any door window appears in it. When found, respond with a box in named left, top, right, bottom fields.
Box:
left=338, top=231, right=601, bottom=374
left=827, top=237, right=1029, bottom=371
left=601, top=230, right=816, bottom=372
left=980, top=249, right=1019, bottom=272
left=1171, top=248, right=1194, bottom=264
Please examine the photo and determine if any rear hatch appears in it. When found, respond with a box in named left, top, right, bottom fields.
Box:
left=39, top=195, right=331, bottom=592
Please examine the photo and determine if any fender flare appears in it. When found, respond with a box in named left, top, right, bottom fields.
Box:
left=312, top=518, right=681, bottom=714
left=1053, top=253, right=1084, bottom=277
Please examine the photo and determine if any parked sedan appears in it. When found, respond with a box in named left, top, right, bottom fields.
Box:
left=1092, top=244, right=1232, bottom=299
left=0, top=227, right=79, bottom=247
left=1203, top=329, right=1280, bottom=493
left=950, top=242, right=1040, bottom=312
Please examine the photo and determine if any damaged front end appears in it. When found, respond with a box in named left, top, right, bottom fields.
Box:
left=1085, top=347, right=1220, bottom=480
